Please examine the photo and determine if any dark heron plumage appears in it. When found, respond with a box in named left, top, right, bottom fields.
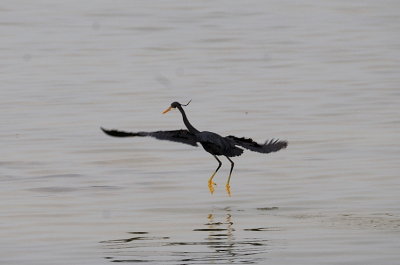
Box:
left=101, top=101, right=288, bottom=195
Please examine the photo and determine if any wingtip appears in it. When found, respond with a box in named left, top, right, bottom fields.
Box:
left=100, top=127, right=112, bottom=135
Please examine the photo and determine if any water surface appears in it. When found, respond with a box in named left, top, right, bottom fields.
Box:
left=1, top=1, right=399, bottom=264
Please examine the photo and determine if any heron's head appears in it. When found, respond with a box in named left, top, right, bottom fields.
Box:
left=162, top=100, right=191, bottom=114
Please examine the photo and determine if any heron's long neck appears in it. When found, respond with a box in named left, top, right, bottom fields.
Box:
left=177, top=106, right=199, bottom=134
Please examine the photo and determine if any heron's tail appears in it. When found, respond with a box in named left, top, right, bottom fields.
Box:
left=227, top=135, right=288, bottom=154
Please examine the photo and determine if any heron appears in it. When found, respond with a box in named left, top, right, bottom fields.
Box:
left=101, top=101, right=287, bottom=195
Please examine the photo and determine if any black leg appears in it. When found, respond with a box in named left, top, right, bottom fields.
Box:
left=208, top=155, right=222, bottom=194
left=225, top=156, right=234, bottom=196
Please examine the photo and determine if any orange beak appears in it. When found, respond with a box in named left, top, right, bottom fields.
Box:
left=162, top=106, right=172, bottom=114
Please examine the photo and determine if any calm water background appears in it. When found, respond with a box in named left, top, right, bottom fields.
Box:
left=1, top=1, right=399, bottom=264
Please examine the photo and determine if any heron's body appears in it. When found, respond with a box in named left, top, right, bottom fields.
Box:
left=101, top=101, right=287, bottom=195
left=198, top=131, right=243, bottom=157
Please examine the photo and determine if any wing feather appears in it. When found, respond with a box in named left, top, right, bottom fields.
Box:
left=227, top=135, right=287, bottom=153
left=101, top=127, right=198, bottom=147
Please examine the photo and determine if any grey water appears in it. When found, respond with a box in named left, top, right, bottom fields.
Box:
left=1, top=0, right=400, bottom=264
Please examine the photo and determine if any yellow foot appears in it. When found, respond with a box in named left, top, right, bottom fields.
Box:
left=225, top=184, right=232, bottom=197
left=208, top=180, right=216, bottom=194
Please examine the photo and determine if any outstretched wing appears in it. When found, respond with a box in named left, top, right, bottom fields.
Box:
left=101, top=127, right=198, bottom=147
left=226, top=135, right=287, bottom=153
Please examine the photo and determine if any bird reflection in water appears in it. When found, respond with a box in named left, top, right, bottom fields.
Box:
left=193, top=209, right=268, bottom=264
left=100, top=208, right=269, bottom=264
left=196, top=212, right=237, bottom=262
